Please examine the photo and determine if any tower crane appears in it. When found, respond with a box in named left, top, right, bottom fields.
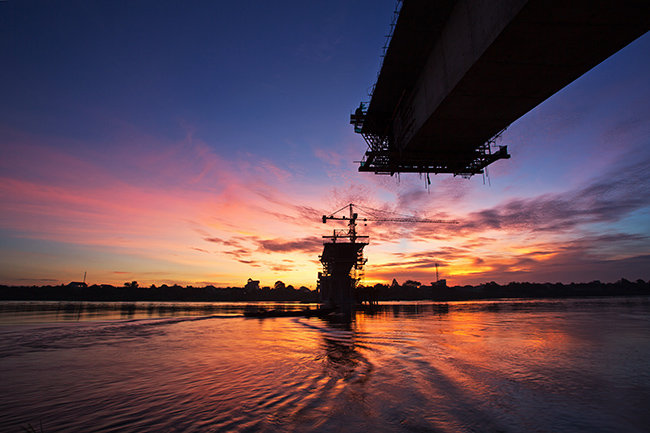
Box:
left=318, top=203, right=458, bottom=307
left=322, top=203, right=458, bottom=241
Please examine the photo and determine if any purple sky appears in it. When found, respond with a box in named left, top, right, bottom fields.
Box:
left=1, top=1, right=649, bottom=287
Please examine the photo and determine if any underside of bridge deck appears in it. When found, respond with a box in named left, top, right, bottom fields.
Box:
left=354, top=0, right=650, bottom=176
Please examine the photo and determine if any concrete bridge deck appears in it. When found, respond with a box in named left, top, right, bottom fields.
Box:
left=354, top=0, right=650, bottom=176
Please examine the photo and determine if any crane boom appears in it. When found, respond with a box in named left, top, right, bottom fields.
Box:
left=361, top=217, right=458, bottom=224
left=322, top=203, right=458, bottom=226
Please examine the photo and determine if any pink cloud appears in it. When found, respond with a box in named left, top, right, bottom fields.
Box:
left=257, top=236, right=323, bottom=254
left=1, top=127, right=328, bottom=266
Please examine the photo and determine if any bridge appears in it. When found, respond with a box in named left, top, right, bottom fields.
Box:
left=352, top=0, right=650, bottom=177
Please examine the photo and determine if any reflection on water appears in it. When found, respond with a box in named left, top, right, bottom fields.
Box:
left=0, top=301, right=321, bottom=325
left=1, top=297, right=649, bottom=432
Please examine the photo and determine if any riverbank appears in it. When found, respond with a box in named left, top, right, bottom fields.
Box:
left=1, top=279, right=648, bottom=302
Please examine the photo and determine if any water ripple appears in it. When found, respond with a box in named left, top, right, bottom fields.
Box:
left=1, top=298, right=649, bottom=432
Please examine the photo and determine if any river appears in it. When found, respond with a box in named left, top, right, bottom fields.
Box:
left=1, top=297, right=649, bottom=432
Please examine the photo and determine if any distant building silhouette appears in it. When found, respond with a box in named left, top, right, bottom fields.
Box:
left=245, top=278, right=260, bottom=291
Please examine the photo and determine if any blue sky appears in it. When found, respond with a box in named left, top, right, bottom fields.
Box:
left=1, top=1, right=649, bottom=287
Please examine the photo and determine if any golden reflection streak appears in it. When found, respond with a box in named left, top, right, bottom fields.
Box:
left=437, top=303, right=577, bottom=376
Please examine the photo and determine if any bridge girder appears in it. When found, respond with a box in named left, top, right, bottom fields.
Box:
left=355, top=0, right=650, bottom=176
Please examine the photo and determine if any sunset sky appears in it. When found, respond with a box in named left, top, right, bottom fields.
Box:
left=1, top=1, right=649, bottom=288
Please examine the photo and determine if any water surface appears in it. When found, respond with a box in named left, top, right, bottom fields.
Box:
left=1, top=298, right=649, bottom=432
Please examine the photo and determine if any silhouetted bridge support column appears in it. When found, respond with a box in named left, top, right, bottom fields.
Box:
left=355, top=0, right=650, bottom=176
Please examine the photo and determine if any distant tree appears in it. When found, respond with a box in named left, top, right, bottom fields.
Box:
left=390, top=279, right=400, bottom=289
left=124, top=281, right=139, bottom=288
left=274, top=280, right=286, bottom=290
left=403, top=280, right=421, bottom=287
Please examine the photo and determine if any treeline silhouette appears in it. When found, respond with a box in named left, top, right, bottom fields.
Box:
left=370, top=279, right=650, bottom=301
left=0, top=282, right=318, bottom=302
left=1, top=279, right=648, bottom=302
